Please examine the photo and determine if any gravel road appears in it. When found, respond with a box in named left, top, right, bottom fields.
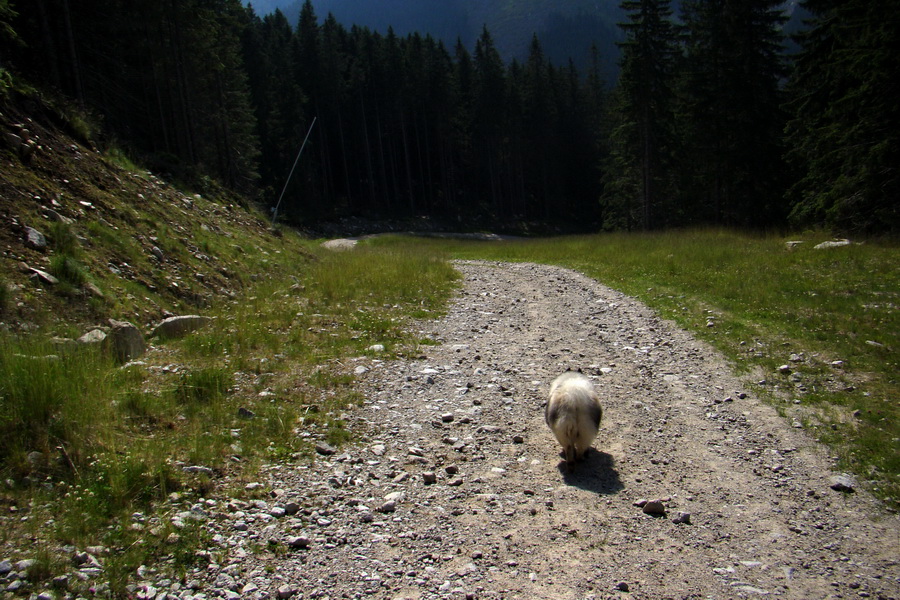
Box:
left=179, top=260, right=899, bottom=600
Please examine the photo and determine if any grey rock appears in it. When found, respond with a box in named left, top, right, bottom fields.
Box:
left=182, top=466, right=214, bottom=477
left=6, top=580, right=26, bottom=593
left=213, top=573, right=236, bottom=590
left=105, top=320, right=146, bottom=363
left=642, top=500, right=666, bottom=516
left=84, top=282, right=104, bottom=298
left=151, top=246, right=165, bottom=261
left=814, top=239, right=851, bottom=250
left=276, top=584, right=297, bottom=599
left=25, top=227, right=47, bottom=250
left=422, top=472, right=437, bottom=484
left=672, top=511, right=691, bottom=524
left=315, top=442, right=337, bottom=456
left=45, top=209, right=72, bottom=224
left=286, top=536, right=310, bottom=549
left=379, top=500, right=397, bottom=513
left=77, top=329, right=107, bottom=345
left=0, top=560, right=12, bottom=575
left=829, top=474, right=856, bottom=493
left=151, top=315, right=212, bottom=340
left=29, top=267, right=59, bottom=286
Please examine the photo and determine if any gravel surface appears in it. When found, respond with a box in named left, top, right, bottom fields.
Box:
left=134, top=261, right=899, bottom=600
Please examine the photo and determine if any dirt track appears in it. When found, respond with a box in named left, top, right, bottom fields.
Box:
left=192, top=261, right=899, bottom=600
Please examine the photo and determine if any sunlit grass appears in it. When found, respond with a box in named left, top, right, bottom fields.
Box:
left=0, top=233, right=459, bottom=592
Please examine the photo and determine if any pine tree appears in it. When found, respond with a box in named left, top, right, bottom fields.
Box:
left=472, top=26, right=507, bottom=216
left=606, top=0, right=681, bottom=230
left=679, top=0, right=788, bottom=227
left=785, top=0, right=900, bottom=233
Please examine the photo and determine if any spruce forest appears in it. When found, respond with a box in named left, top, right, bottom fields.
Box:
left=2, top=0, right=897, bottom=234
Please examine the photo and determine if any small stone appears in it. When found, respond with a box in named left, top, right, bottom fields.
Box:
left=214, top=573, right=236, bottom=589
left=778, top=365, right=792, bottom=374
left=25, top=226, right=47, bottom=250
left=241, top=582, right=259, bottom=595
left=633, top=499, right=648, bottom=508
left=237, top=407, right=255, bottom=419
left=367, top=344, right=385, bottom=353
left=379, top=500, right=397, bottom=513
left=512, top=435, right=525, bottom=444
left=283, top=502, right=300, bottom=515
left=315, top=442, right=337, bottom=456
left=276, top=584, right=297, bottom=599
left=150, top=315, right=213, bottom=340
left=642, top=500, right=666, bottom=516
left=672, top=511, right=691, bottom=524
left=78, top=329, right=107, bottom=345
left=829, top=475, right=856, bottom=493
left=441, top=413, right=455, bottom=423
left=29, top=267, right=59, bottom=285
left=286, top=535, right=310, bottom=549
left=182, top=465, right=214, bottom=476
left=423, top=472, right=437, bottom=484
left=445, top=465, right=459, bottom=475
left=616, top=582, right=630, bottom=592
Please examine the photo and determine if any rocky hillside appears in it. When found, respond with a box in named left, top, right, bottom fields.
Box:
left=0, top=90, right=309, bottom=338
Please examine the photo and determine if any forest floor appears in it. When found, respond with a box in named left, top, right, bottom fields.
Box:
left=177, top=260, right=899, bottom=600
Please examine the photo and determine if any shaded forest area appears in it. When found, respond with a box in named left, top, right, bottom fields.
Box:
left=1, top=0, right=897, bottom=233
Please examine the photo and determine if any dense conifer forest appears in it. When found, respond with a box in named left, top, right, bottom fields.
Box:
left=1, top=0, right=897, bottom=233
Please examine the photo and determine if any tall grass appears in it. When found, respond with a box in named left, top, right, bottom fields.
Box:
left=374, top=229, right=899, bottom=507
left=1, top=236, right=460, bottom=591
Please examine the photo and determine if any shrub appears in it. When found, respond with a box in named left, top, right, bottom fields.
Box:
left=49, top=254, right=87, bottom=287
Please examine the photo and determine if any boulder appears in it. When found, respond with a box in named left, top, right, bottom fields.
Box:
left=29, top=267, right=59, bottom=286
left=25, top=227, right=47, bottom=250
left=814, top=239, right=851, bottom=250
left=78, top=329, right=107, bottom=345
left=104, top=319, right=146, bottom=363
left=150, top=315, right=213, bottom=340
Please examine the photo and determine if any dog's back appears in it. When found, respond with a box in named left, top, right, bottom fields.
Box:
left=546, top=372, right=603, bottom=470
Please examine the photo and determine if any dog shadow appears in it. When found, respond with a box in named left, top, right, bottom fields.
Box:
left=556, top=449, right=624, bottom=495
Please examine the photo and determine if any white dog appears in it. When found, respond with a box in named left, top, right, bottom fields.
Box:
left=545, top=371, right=603, bottom=471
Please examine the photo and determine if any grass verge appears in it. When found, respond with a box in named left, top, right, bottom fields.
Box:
left=0, top=240, right=458, bottom=595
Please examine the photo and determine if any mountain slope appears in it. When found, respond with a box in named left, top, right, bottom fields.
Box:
left=0, top=90, right=311, bottom=335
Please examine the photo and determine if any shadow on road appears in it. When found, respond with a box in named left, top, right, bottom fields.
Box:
left=557, top=449, right=624, bottom=495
